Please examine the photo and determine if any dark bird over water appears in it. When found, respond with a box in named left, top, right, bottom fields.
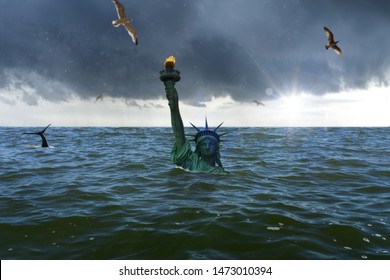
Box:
left=23, top=124, right=51, bottom=147
left=112, top=0, right=138, bottom=45
left=324, top=26, right=342, bottom=55
left=96, top=92, right=105, bottom=101
left=253, top=100, right=265, bottom=106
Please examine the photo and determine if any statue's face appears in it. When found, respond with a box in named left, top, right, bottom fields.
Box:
left=198, top=136, right=218, bottom=157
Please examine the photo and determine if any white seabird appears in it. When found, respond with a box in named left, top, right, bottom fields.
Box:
left=112, top=0, right=138, bottom=45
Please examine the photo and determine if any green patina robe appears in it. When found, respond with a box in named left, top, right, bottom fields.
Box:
left=171, top=140, right=228, bottom=174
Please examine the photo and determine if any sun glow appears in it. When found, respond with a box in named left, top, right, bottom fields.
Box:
left=279, top=94, right=304, bottom=116
left=264, top=86, right=390, bottom=127
left=272, top=92, right=311, bottom=126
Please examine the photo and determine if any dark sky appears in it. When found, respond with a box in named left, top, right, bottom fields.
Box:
left=1, top=0, right=389, bottom=106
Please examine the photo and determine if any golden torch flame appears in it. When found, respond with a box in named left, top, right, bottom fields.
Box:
left=164, top=56, right=176, bottom=69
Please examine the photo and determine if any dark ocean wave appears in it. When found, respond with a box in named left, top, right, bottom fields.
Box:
left=1, top=127, right=389, bottom=259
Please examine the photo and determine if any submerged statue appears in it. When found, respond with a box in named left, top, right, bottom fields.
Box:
left=160, top=56, right=228, bottom=174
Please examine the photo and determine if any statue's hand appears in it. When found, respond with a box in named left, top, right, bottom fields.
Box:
left=164, top=81, right=178, bottom=109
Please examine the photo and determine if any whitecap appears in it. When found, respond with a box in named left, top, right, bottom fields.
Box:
left=267, top=227, right=280, bottom=231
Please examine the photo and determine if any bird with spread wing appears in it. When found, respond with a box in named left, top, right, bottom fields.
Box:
left=253, top=100, right=265, bottom=106
left=112, top=0, right=138, bottom=45
left=324, top=26, right=342, bottom=55
left=96, top=92, right=105, bottom=101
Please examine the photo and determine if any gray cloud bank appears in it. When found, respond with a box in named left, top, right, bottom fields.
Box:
left=1, top=0, right=389, bottom=106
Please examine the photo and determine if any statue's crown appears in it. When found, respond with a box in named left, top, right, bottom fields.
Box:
left=190, top=118, right=225, bottom=143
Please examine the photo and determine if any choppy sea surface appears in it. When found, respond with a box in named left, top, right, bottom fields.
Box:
left=0, top=127, right=389, bottom=260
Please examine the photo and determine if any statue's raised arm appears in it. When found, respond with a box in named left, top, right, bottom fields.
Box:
left=160, top=56, right=186, bottom=151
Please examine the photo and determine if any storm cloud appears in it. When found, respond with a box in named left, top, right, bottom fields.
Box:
left=1, top=0, right=389, bottom=106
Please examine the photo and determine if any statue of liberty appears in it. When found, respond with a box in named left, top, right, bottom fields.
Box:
left=160, top=56, right=228, bottom=174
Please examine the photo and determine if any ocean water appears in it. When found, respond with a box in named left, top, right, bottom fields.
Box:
left=0, top=127, right=389, bottom=260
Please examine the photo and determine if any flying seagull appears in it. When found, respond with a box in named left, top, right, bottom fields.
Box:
left=23, top=124, right=51, bottom=147
left=96, top=92, right=105, bottom=101
left=112, top=0, right=138, bottom=45
left=253, top=100, right=265, bottom=106
left=324, top=26, right=342, bottom=55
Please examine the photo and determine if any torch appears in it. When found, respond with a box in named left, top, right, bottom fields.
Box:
left=160, top=56, right=181, bottom=109
left=160, top=56, right=181, bottom=85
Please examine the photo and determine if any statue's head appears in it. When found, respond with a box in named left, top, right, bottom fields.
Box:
left=196, top=135, right=219, bottom=157
left=191, top=118, right=225, bottom=168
